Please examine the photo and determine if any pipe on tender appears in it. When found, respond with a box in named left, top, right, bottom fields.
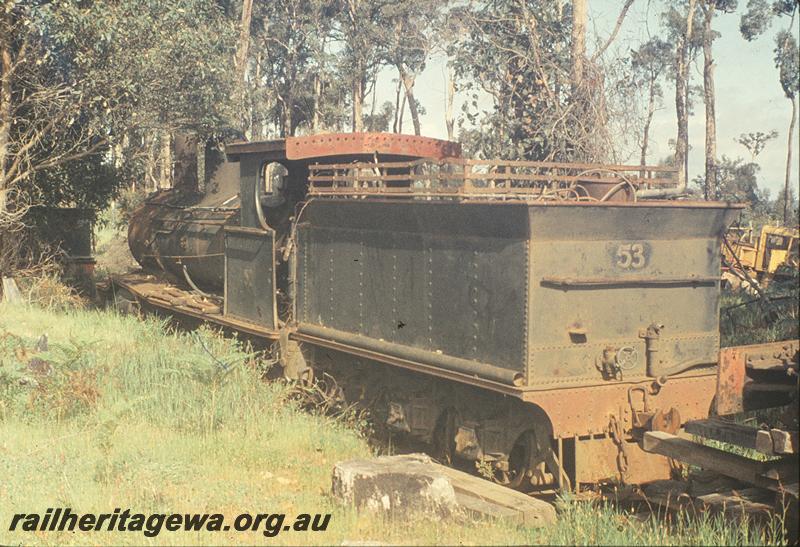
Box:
left=296, top=323, right=525, bottom=387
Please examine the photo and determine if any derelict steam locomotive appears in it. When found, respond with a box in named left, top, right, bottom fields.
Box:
left=113, top=132, right=797, bottom=490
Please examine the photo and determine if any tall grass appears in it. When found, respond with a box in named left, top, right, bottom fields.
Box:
left=719, top=272, right=799, bottom=347
left=0, top=302, right=790, bottom=545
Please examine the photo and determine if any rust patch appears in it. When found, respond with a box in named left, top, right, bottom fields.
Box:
left=523, top=375, right=717, bottom=438
left=286, top=133, right=462, bottom=160
left=574, top=435, right=672, bottom=485
left=715, top=346, right=747, bottom=416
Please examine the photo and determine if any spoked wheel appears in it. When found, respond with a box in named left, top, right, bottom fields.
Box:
left=493, top=430, right=536, bottom=489
left=493, top=430, right=555, bottom=491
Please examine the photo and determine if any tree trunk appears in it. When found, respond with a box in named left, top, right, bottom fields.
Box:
left=640, top=80, right=657, bottom=168
left=397, top=64, right=421, bottom=136
left=159, top=131, right=172, bottom=189
left=196, top=137, right=206, bottom=194
left=445, top=64, right=455, bottom=141
left=702, top=1, right=717, bottom=200
left=284, top=92, right=293, bottom=137
left=392, top=78, right=402, bottom=133
left=236, top=0, right=253, bottom=82
left=313, top=73, right=321, bottom=132
left=674, top=0, right=697, bottom=189
left=784, top=96, right=796, bottom=224
left=251, top=51, right=262, bottom=139
left=145, top=135, right=157, bottom=191
left=235, top=0, right=254, bottom=134
left=352, top=60, right=363, bottom=132
left=571, top=0, right=587, bottom=94
left=398, top=89, right=406, bottom=134
left=0, top=42, right=12, bottom=214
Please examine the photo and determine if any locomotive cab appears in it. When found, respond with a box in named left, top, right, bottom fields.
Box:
left=222, top=133, right=462, bottom=329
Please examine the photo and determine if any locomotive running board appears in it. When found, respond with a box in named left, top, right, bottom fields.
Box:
left=111, top=273, right=280, bottom=340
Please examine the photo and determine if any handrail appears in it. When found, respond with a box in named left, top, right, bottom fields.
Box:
left=306, top=158, right=678, bottom=201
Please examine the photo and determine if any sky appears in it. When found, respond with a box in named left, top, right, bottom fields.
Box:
left=369, top=0, right=800, bottom=198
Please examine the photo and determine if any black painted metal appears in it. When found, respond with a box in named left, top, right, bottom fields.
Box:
left=296, top=323, right=524, bottom=385
left=296, top=200, right=530, bottom=381
left=224, top=226, right=277, bottom=330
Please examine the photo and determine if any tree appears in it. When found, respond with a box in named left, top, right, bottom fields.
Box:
left=736, top=130, right=778, bottom=160
left=1, top=1, right=240, bottom=275
left=334, top=0, right=389, bottom=132
left=740, top=0, right=800, bottom=224
left=250, top=1, right=320, bottom=137
left=363, top=101, right=395, bottom=132
left=699, top=0, right=737, bottom=200
left=50, top=0, right=239, bottom=189
left=452, top=1, right=618, bottom=161
left=571, top=0, right=588, bottom=95
left=693, top=154, right=766, bottom=207
left=1, top=3, right=108, bottom=219
left=665, top=0, right=700, bottom=189
left=379, top=1, right=448, bottom=135
left=630, top=38, right=672, bottom=166
left=775, top=30, right=799, bottom=224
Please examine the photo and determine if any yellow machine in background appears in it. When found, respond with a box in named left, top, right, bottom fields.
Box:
left=724, top=223, right=799, bottom=280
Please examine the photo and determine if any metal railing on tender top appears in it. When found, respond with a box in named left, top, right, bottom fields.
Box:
left=306, top=158, right=678, bottom=201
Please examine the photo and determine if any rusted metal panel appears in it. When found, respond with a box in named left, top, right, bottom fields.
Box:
left=111, top=273, right=280, bottom=339
left=224, top=139, right=287, bottom=160
left=293, top=195, right=741, bottom=392
left=521, top=374, right=718, bottom=438
left=286, top=133, right=461, bottom=160
left=715, top=346, right=748, bottom=416
left=715, top=340, right=799, bottom=416
left=574, top=435, right=671, bottom=485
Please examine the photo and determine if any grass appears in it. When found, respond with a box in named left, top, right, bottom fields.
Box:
left=0, top=302, right=790, bottom=545
left=719, top=273, right=799, bottom=347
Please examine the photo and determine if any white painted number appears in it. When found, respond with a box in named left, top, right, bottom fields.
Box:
left=616, top=243, right=646, bottom=270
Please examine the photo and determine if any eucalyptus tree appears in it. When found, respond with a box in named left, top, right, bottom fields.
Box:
left=630, top=38, right=673, bottom=167
left=379, top=0, right=449, bottom=135
left=452, top=1, right=587, bottom=160
left=698, top=0, right=738, bottom=200
left=662, top=0, right=702, bottom=189
left=249, top=0, right=331, bottom=137
left=450, top=0, right=635, bottom=161
left=740, top=0, right=800, bottom=223
left=1, top=0, right=238, bottom=228
left=333, top=0, right=391, bottom=132
left=50, top=0, right=239, bottom=189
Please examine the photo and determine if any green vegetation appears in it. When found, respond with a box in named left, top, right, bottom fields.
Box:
left=0, top=302, right=789, bottom=545
left=719, top=273, right=799, bottom=347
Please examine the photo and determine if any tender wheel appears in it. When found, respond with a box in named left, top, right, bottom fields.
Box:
left=494, top=430, right=556, bottom=491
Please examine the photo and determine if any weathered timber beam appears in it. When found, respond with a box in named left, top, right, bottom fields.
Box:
left=643, top=431, right=795, bottom=490
left=684, top=418, right=759, bottom=449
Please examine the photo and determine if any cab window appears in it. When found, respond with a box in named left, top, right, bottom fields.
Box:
left=260, top=162, right=288, bottom=195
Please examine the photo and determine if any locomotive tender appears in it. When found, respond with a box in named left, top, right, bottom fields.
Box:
left=118, top=132, right=771, bottom=490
